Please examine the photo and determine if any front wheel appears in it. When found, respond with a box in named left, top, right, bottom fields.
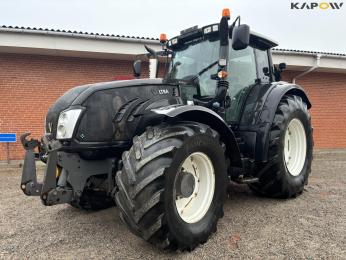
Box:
left=69, top=175, right=115, bottom=210
left=69, top=189, right=115, bottom=210
left=249, top=94, right=313, bottom=198
left=114, top=122, right=228, bottom=251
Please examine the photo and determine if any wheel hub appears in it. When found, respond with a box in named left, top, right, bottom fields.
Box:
left=176, top=171, right=195, bottom=198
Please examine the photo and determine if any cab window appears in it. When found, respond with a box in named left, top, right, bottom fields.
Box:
left=226, top=46, right=257, bottom=123
left=255, top=49, right=270, bottom=84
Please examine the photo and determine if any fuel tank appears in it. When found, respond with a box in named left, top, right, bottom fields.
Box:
left=45, top=78, right=181, bottom=149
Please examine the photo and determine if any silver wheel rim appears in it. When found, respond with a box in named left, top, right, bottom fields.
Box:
left=284, top=118, right=307, bottom=176
left=175, top=152, right=215, bottom=224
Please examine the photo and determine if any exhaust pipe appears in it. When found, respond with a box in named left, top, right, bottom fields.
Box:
left=145, top=45, right=159, bottom=78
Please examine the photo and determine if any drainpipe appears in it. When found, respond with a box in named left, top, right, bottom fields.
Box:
left=292, top=54, right=322, bottom=84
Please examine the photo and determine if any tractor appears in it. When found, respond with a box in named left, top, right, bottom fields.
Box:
left=20, top=8, right=313, bottom=251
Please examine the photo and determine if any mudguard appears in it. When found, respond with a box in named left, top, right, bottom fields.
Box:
left=257, top=83, right=311, bottom=124
left=238, top=82, right=311, bottom=162
left=151, top=105, right=242, bottom=167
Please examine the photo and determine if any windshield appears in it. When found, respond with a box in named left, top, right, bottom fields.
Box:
left=168, top=37, right=259, bottom=124
left=168, top=39, right=219, bottom=96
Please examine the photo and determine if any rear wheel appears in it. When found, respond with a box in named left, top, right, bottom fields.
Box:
left=249, top=94, right=313, bottom=198
left=114, top=122, right=228, bottom=251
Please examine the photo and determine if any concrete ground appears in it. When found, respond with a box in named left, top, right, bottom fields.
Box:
left=0, top=150, right=345, bottom=259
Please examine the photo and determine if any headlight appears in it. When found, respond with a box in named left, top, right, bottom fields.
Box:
left=56, top=109, right=82, bottom=139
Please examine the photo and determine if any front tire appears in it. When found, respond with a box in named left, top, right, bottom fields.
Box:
left=249, top=94, right=313, bottom=198
left=69, top=175, right=115, bottom=210
left=69, top=189, right=115, bottom=210
left=114, top=122, right=228, bottom=251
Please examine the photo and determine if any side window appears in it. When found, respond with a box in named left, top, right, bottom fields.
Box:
left=228, top=46, right=257, bottom=88
left=255, top=49, right=270, bottom=84
left=226, top=46, right=257, bottom=123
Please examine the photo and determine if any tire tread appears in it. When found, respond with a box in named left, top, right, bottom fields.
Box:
left=115, top=122, right=226, bottom=250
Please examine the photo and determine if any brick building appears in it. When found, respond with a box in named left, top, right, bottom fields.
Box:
left=1, top=26, right=346, bottom=161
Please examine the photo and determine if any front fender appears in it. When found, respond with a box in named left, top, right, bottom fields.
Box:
left=151, top=105, right=242, bottom=167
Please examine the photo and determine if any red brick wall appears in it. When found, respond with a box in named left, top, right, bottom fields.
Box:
left=282, top=71, right=346, bottom=149
left=0, top=53, right=151, bottom=161
left=0, top=53, right=345, bottom=161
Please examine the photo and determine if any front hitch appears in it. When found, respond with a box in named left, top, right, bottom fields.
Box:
left=21, top=150, right=42, bottom=196
left=19, top=133, right=73, bottom=205
left=20, top=133, right=42, bottom=196
left=20, top=132, right=39, bottom=151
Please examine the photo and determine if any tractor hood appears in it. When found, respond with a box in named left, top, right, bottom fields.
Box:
left=45, top=78, right=181, bottom=143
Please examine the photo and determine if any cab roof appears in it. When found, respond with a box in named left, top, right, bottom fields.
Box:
left=168, top=23, right=278, bottom=51
left=250, top=31, right=278, bottom=50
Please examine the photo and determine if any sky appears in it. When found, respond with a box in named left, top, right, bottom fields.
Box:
left=0, top=0, right=345, bottom=53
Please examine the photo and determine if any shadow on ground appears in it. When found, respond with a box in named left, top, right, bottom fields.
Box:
left=0, top=151, right=345, bottom=259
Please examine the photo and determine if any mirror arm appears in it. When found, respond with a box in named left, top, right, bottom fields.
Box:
left=229, top=16, right=241, bottom=32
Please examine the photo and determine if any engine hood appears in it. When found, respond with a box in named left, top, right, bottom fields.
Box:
left=70, top=78, right=167, bottom=105
left=47, top=79, right=167, bottom=115
left=45, top=78, right=181, bottom=142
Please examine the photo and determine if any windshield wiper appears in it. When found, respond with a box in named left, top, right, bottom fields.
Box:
left=188, top=60, right=218, bottom=83
left=166, top=60, right=218, bottom=85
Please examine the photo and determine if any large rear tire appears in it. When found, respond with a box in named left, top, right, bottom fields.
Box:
left=114, top=122, right=228, bottom=251
left=249, top=94, right=313, bottom=198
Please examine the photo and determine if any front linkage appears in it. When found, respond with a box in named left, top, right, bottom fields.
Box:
left=20, top=133, right=115, bottom=207
left=20, top=133, right=72, bottom=205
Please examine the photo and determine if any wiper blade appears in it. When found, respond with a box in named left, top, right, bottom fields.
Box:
left=167, top=60, right=217, bottom=85
left=189, top=60, right=218, bottom=82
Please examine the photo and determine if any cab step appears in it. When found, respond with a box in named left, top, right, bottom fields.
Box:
left=234, top=176, right=259, bottom=184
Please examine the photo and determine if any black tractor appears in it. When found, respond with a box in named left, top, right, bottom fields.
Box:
left=20, top=9, right=313, bottom=251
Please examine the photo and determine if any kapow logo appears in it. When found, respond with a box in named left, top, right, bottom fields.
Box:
left=291, top=2, right=344, bottom=9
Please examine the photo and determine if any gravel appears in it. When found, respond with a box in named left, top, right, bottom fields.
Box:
left=0, top=150, right=345, bottom=259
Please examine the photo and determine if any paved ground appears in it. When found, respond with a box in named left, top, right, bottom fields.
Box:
left=0, top=150, right=345, bottom=259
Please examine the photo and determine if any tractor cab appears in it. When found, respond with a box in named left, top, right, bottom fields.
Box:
left=141, top=9, right=280, bottom=125
left=165, top=28, right=278, bottom=124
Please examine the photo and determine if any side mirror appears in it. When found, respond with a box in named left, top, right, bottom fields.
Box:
left=279, top=62, right=286, bottom=71
left=232, top=24, right=250, bottom=50
left=133, top=60, right=141, bottom=78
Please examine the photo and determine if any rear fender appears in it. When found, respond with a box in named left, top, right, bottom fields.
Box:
left=257, top=83, right=311, bottom=124
left=151, top=105, right=242, bottom=167
left=254, top=83, right=311, bottom=161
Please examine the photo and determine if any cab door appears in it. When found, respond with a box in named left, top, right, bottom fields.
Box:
left=225, top=46, right=258, bottom=124
left=225, top=45, right=273, bottom=125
